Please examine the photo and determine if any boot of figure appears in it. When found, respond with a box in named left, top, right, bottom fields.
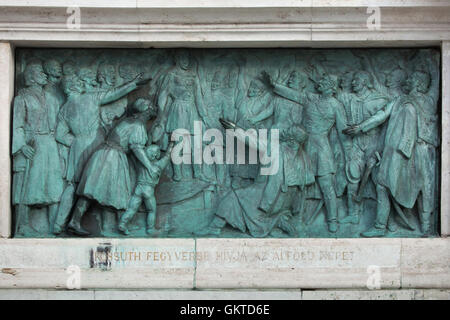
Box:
left=361, top=225, right=386, bottom=237
left=146, top=212, right=156, bottom=234
left=419, top=210, right=432, bottom=236
left=67, top=198, right=90, bottom=236
left=53, top=184, right=75, bottom=234
left=341, top=183, right=361, bottom=224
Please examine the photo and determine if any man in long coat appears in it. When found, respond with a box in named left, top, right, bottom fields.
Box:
left=12, top=61, right=64, bottom=235
left=344, top=93, right=419, bottom=237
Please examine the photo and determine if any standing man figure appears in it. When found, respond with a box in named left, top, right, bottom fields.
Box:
left=341, top=71, right=389, bottom=224
left=12, top=61, right=64, bottom=235
left=43, top=59, right=68, bottom=184
left=263, top=70, right=350, bottom=233
left=405, top=68, right=438, bottom=235
left=344, top=67, right=438, bottom=236
left=53, top=72, right=149, bottom=234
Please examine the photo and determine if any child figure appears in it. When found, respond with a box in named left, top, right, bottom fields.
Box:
left=118, top=142, right=174, bottom=235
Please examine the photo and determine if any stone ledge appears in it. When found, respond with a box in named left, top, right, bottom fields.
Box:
left=196, top=238, right=402, bottom=289
left=1, top=0, right=447, bottom=9
left=401, top=239, right=450, bottom=288
left=0, top=289, right=448, bottom=300
left=0, top=268, right=194, bottom=289
left=0, top=3, right=449, bottom=45
left=302, top=289, right=450, bottom=300
left=0, top=239, right=195, bottom=289
left=0, top=238, right=448, bottom=289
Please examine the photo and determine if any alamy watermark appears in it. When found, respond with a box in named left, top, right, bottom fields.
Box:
left=366, top=265, right=382, bottom=290
left=366, top=6, right=381, bottom=30
left=66, top=6, right=81, bottom=29
left=171, top=121, right=280, bottom=176
left=66, top=265, right=81, bottom=289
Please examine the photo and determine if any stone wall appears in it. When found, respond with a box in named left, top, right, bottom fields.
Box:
left=0, top=1, right=449, bottom=299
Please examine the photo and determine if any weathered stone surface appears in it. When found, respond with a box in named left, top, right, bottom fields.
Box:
left=442, top=41, right=450, bottom=237
left=0, top=239, right=195, bottom=289
left=0, top=288, right=447, bottom=300
left=414, top=289, right=450, bottom=300
left=302, top=289, right=416, bottom=300
left=0, top=1, right=449, bottom=46
left=0, top=238, right=449, bottom=289
left=93, top=289, right=302, bottom=300
left=0, top=42, right=13, bottom=239
left=303, top=289, right=450, bottom=300
left=401, top=238, right=450, bottom=288
left=0, top=289, right=95, bottom=300
left=0, top=268, right=195, bottom=289
left=195, top=239, right=402, bottom=289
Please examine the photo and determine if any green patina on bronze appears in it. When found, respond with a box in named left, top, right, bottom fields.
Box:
left=12, top=48, right=440, bottom=238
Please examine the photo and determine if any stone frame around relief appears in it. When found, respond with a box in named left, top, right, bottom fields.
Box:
left=0, top=1, right=448, bottom=290
left=0, top=42, right=447, bottom=290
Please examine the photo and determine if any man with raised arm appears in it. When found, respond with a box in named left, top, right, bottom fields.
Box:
left=344, top=66, right=438, bottom=237
left=53, top=71, right=151, bottom=235
left=262, top=69, right=350, bottom=233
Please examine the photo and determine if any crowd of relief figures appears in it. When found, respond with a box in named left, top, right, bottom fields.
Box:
left=12, top=48, right=440, bottom=238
